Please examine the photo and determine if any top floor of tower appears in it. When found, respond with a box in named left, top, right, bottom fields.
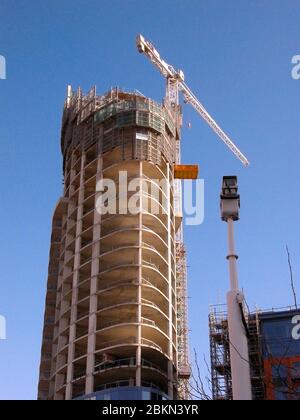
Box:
left=60, top=86, right=182, bottom=172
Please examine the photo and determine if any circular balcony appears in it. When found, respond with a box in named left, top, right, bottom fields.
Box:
left=94, top=314, right=169, bottom=357
left=93, top=357, right=168, bottom=392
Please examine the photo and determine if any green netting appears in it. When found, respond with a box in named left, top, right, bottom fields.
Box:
left=136, top=111, right=149, bottom=127
left=164, top=111, right=176, bottom=137
left=63, top=96, right=177, bottom=168
left=116, top=111, right=136, bottom=127
left=136, top=98, right=149, bottom=111
left=150, top=114, right=163, bottom=133
left=93, top=98, right=176, bottom=139
left=94, top=103, right=118, bottom=123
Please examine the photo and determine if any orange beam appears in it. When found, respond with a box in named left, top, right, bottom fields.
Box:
left=174, top=164, right=199, bottom=180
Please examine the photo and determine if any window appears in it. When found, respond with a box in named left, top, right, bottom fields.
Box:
left=137, top=111, right=149, bottom=127
left=275, top=387, right=289, bottom=401
left=272, top=365, right=287, bottom=379
left=103, top=392, right=111, bottom=400
left=291, top=362, right=300, bottom=380
left=262, top=317, right=300, bottom=357
left=142, top=391, right=151, bottom=400
left=117, top=111, right=135, bottom=127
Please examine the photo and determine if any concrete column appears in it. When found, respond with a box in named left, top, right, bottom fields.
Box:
left=54, top=153, right=76, bottom=399
left=227, top=219, right=239, bottom=291
left=65, top=151, right=85, bottom=400
left=85, top=155, right=102, bottom=395
left=136, top=161, right=143, bottom=387
left=166, top=163, right=174, bottom=399
left=227, top=290, right=252, bottom=400
left=226, top=218, right=252, bottom=401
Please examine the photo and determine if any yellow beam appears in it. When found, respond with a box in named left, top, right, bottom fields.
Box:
left=174, top=165, right=199, bottom=180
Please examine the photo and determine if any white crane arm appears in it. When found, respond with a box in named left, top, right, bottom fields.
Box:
left=136, top=34, right=250, bottom=167
left=136, top=35, right=184, bottom=81
left=180, top=82, right=250, bottom=166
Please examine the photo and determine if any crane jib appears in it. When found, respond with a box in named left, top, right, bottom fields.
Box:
left=136, top=34, right=250, bottom=167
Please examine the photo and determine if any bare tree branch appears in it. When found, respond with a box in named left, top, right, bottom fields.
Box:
left=286, top=245, right=298, bottom=309
left=190, top=348, right=212, bottom=400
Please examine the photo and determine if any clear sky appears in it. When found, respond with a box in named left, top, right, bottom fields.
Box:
left=0, top=0, right=299, bottom=400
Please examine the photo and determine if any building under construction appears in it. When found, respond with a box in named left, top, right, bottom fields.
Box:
left=37, top=86, right=191, bottom=400
left=209, top=305, right=300, bottom=400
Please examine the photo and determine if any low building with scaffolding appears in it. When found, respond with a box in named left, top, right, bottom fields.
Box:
left=209, top=305, right=300, bottom=400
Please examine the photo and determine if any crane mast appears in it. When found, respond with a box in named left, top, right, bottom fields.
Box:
left=136, top=34, right=250, bottom=166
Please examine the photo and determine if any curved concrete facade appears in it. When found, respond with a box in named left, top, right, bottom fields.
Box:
left=38, top=87, right=188, bottom=400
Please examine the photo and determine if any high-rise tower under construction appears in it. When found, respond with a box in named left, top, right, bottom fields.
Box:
left=38, top=86, right=190, bottom=400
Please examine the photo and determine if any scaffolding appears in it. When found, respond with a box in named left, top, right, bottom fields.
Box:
left=62, top=86, right=177, bottom=165
left=209, top=305, right=265, bottom=400
left=167, top=97, right=190, bottom=400
left=176, top=240, right=191, bottom=399
left=209, top=305, right=232, bottom=400
left=247, top=312, right=265, bottom=400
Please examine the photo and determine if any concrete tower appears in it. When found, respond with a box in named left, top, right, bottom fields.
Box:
left=38, top=86, right=190, bottom=400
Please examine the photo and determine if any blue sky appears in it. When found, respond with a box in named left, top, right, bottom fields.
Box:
left=0, top=0, right=299, bottom=400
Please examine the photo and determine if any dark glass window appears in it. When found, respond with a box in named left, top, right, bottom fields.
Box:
left=261, top=316, right=300, bottom=358
left=291, top=362, right=300, bottom=379
left=275, top=387, right=289, bottom=401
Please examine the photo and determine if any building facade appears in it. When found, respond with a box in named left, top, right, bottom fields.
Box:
left=209, top=306, right=300, bottom=400
left=260, top=310, right=300, bottom=400
left=38, top=86, right=190, bottom=400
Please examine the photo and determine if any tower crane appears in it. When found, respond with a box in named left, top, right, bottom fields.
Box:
left=136, top=34, right=250, bottom=167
